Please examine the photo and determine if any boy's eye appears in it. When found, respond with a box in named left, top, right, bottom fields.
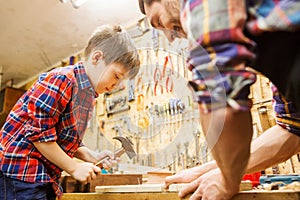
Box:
left=157, top=19, right=162, bottom=27
left=173, top=25, right=181, bottom=32
left=172, top=26, right=182, bottom=38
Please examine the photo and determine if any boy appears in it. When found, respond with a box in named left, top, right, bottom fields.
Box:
left=0, top=24, right=140, bottom=199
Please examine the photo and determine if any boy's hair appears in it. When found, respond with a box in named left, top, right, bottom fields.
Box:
left=84, top=25, right=140, bottom=79
left=138, top=0, right=160, bottom=15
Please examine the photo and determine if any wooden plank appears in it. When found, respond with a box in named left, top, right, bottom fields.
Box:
left=60, top=192, right=189, bottom=200
left=147, top=171, right=174, bottom=184
left=94, top=182, right=252, bottom=194
left=96, top=184, right=164, bottom=193
left=234, top=190, right=300, bottom=200
left=60, top=174, right=143, bottom=193
left=60, top=190, right=300, bottom=200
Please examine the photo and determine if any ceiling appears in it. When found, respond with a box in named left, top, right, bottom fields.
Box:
left=0, top=0, right=144, bottom=88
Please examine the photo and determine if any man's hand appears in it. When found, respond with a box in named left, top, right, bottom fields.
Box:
left=94, top=150, right=121, bottom=170
left=178, top=168, right=239, bottom=200
left=164, top=161, right=217, bottom=188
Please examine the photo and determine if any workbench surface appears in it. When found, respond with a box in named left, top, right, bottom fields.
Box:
left=60, top=190, right=300, bottom=200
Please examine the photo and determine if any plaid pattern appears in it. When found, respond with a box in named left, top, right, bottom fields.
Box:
left=0, top=62, right=96, bottom=197
left=272, top=85, right=300, bottom=136
left=180, top=0, right=300, bottom=112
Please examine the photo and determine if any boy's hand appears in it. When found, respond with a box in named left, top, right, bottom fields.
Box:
left=95, top=150, right=121, bottom=169
left=71, top=162, right=101, bottom=184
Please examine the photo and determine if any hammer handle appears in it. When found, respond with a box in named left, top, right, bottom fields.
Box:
left=95, top=148, right=125, bottom=168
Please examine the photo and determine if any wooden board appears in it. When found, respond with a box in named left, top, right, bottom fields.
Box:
left=147, top=171, right=174, bottom=184
left=60, top=174, right=143, bottom=193
left=95, top=184, right=192, bottom=193
left=96, top=184, right=164, bottom=193
left=60, top=190, right=300, bottom=200
left=95, top=182, right=252, bottom=194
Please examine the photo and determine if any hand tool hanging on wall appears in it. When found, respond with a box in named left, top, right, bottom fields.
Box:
left=169, top=99, right=174, bottom=116
left=163, top=55, right=168, bottom=78
left=121, top=115, right=133, bottom=132
left=184, top=142, right=189, bottom=168
left=106, top=96, right=130, bottom=117
left=154, top=80, right=163, bottom=96
left=188, top=96, right=192, bottom=108
left=147, top=102, right=154, bottom=140
left=166, top=71, right=174, bottom=93
left=180, top=153, right=185, bottom=169
left=181, top=48, right=187, bottom=79
left=162, top=53, right=174, bottom=78
left=153, top=55, right=163, bottom=96
left=98, top=120, right=105, bottom=137
left=137, top=114, right=149, bottom=129
left=136, top=74, right=145, bottom=111
left=176, top=143, right=181, bottom=167
left=112, top=125, right=122, bottom=137
left=145, top=49, right=152, bottom=97
left=134, top=132, right=141, bottom=164
left=177, top=99, right=185, bottom=114
left=172, top=153, right=176, bottom=171
left=201, top=142, right=208, bottom=164
left=193, top=129, right=200, bottom=163
left=163, top=53, right=174, bottom=93
left=152, top=30, right=163, bottom=96
left=179, top=100, right=184, bottom=131
left=128, top=79, right=135, bottom=102
left=176, top=52, right=181, bottom=78
left=152, top=29, right=159, bottom=50
left=149, top=153, right=154, bottom=167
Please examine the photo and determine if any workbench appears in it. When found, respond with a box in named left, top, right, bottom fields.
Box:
left=60, top=190, right=300, bottom=200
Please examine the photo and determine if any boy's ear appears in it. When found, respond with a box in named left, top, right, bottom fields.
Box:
left=92, top=50, right=104, bottom=65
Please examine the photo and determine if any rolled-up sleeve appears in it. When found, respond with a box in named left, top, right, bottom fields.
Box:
left=25, top=74, right=73, bottom=143
left=182, top=0, right=256, bottom=68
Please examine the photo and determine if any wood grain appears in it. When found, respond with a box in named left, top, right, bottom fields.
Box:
left=60, top=190, right=300, bottom=200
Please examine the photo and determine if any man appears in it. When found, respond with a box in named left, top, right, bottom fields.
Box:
left=138, top=0, right=300, bottom=199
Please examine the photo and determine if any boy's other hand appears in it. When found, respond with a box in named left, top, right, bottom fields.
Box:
left=95, top=150, right=121, bottom=169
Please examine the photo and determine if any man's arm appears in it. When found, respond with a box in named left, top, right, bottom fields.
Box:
left=199, top=107, right=253, bottom=198
left=247, top=125, right=300, bottom=173
left=165, top=125, right=300, bottom=190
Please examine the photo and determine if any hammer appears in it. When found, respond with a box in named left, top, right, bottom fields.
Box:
left=95, top=136, right=136, bottom=168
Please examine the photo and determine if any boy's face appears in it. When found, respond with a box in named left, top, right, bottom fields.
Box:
left=144, top=0, right=186, bottom=42
left=95, top=62, right=127, bottom=94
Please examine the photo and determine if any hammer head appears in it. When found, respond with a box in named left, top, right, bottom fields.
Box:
left=113, top=136, right=136, bottom=159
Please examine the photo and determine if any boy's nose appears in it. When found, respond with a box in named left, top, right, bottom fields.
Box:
left=113, top=81, right=125, bottom=90
left=163, top=29, right=175, bottom=43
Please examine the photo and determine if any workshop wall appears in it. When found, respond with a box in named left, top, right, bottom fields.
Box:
left=83, top=29, right=210, bottom=173
left=249, top=71, right=300, bottom=175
